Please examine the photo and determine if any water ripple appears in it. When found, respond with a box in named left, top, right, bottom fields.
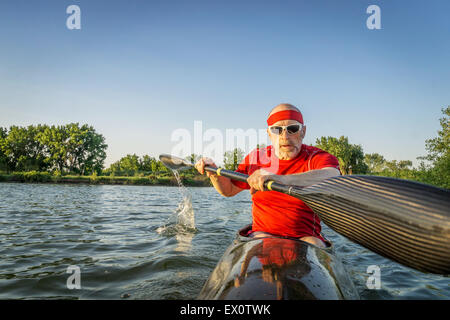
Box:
left=0, top=182, right=448, bottom=299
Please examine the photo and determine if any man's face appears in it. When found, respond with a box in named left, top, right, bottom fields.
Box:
left=267, top=119, right=306, bottom=160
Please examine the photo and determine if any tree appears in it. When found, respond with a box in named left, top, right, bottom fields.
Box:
left=150, top=159, right=160, bottom=173
left=0, top=123, right=109, bottom=174
left=140, top=155, right=155, bottom=173
left=379, top=160, right=413, bottom=178
left=315, top=136, right=368, bottom=175
left=38, top=124, right=69, bottom=172
left=155, top=160, right=169, bottom=173
left=223, top=148, right=245, bottom=171
left=0, top=127, right=8, bottom=171
left=183, top=154, right=201, bottom=175
left=32, top=123, right=107, bottom=174
left=112, top=154, right=140, bottom=176
left=422, top=106, right=449, bottom=164
left=105, top=154, right=169, bottom=176
left=60, top=123, right=107, bottom=174
left=1, top=125, right=48, bottom=171
left=364, top=153, right=386, bottom=173
left=145, top=157, right=169, bottom=174
left=185, top=153, right=201, bottom=164
left=76, top=124, right=107, bottom=175
left=27, top=124, right=49, bottom=171
left=417, top=106, right=450, bottom=189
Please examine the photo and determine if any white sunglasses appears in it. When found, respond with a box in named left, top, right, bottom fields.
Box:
left=268, top=123, right=303, bottom=135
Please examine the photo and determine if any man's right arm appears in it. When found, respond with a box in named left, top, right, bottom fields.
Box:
left=209, top=175, right=244, bottom=197
left=194, top=157, right=244, bottom=197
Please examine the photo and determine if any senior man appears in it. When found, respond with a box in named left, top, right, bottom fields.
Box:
left=195, top=103, right=340, bottom=248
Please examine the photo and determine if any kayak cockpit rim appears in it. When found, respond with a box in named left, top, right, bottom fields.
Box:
left=237, top=224, right=334, bottom=249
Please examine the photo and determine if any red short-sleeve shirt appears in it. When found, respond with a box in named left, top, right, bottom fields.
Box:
left=231, top=144, right=340, bottom=239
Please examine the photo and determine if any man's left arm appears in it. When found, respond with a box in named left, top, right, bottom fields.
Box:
left=247, top=167, right=340, bottom=192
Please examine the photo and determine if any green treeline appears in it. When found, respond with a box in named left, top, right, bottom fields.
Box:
left=1, top=107, right=448, bottom=189
left=103, top=154, right=170, bottom=176
left=0, top=124, right=207, bottom=185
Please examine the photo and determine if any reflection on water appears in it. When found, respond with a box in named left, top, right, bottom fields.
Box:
left=175, top=233, right=195, bottom=253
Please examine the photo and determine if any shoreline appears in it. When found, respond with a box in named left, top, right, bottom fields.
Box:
left=0, top=173, right=212, bottom=187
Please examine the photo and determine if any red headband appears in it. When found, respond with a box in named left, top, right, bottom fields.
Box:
left=267, top=110, right=304, bottom=126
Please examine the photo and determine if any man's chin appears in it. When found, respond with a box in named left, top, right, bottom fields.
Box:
left=276, top=146, right=299, bottom=160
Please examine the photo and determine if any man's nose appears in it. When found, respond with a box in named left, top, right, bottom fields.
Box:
left=280, top=128, right=289, bottom=139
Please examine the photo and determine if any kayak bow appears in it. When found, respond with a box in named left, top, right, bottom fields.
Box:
left=198, top=225, right=359, bottom=300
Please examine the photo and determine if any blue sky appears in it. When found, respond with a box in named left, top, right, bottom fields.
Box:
left=0, top=0, right=449, bottom=166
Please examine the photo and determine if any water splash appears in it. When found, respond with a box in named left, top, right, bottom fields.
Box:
left=172, top=170, right=196, bottom=229
left=156, top=170, right=197, bottom=238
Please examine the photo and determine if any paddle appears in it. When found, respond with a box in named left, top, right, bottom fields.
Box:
left=159, top=154, right=450, bottom=275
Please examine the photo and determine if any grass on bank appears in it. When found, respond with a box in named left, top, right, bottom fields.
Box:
left=0, top=171, right=212, bottom=187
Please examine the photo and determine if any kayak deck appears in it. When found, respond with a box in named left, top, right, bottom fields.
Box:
left=198, top=225, right=359, bottom=300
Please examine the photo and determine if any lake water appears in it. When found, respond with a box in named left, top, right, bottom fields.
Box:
left=0, top=182, right=448, bottom=299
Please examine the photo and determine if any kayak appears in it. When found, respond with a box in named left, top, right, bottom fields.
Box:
left=197, top=225, right=359, bottom=300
